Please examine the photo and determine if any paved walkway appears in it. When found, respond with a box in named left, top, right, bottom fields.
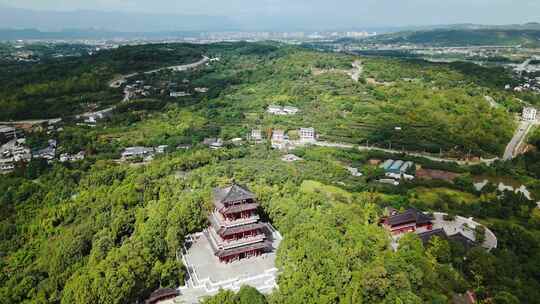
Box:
left=432, top=212, right=497, bottom=250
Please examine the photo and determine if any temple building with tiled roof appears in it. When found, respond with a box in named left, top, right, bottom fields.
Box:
left=381, top=208, right=434, bottom=235
left=206, top=184, right=272, bottom=263
left=145, top=288, right=179, bottom=304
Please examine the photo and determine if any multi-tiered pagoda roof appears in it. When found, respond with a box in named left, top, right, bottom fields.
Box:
left=207, top=184, right=272, bottom=263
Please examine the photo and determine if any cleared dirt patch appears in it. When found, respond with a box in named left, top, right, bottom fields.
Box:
left=416, top=168, right=461, bottom=182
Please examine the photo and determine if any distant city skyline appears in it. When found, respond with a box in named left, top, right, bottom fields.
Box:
left=0, top=0, right=539, bottom=31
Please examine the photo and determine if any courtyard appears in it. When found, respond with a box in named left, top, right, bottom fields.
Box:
left=170, top=225, right=282, bottom=304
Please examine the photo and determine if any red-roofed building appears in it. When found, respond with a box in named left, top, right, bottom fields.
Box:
left=381, top=208, right=434, bottom=235
left=207, top=184, right=272, bottom=263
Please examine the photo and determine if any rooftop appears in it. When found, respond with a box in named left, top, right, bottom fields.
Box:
left=221, top=202, right=260, bottom=215
left=217, top=222, right=268, bottom=237
left=213, top=184, right=256, bottom=207
left=387, top=208, right=433, bottom=227
left=417, top=228, right=447, bottom=245
left=122, top=146, right=154, bottom=154
left=145, top=288, right=179, bottom=304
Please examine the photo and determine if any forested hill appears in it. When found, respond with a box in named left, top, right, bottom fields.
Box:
left=2, top=41, right=540, bottom=304
left=0, top=43, right=205, bottom=120
left=363, top=29, right=540, bottom=47
left=1, top=41, right=533, bottom=157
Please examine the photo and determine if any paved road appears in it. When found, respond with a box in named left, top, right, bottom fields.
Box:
left=503, top=120, right=534, bottom=160
left=114, top=56, right=211, bottom=103
left=314, top=141, right=498, bottom=165
left=147, top=56, right=209, bottom=73
left=109, top=72, right=138, bottom=88
left=515, top=58, right=533, bottom=73
left=0, top=118, right=61, bottom=125
left=109, top=56, right=209, bottom=88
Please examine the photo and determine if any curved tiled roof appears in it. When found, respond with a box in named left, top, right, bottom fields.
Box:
left=213, top=184, right=256, bottom=207
left=417, top=228, right=447, bottom=245
left=145, top=288, right=179, bottom=304
left=218, top=222, right=268, bottom=237
left=215, top=241, right=272, bottom=258
left=221, top=202, right=259, bottom=215
left=387, top=208, right=433, bottom=227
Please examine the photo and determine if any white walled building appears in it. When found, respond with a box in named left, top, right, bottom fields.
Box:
left=251, top=129, right=263, bottom=141
left=267, top=105, right=299, bottom=116
left=195, top=87, right=209, bottom=93
left=271, top=130, right=286, bottom=149
left=299, top=128, right=316, bottom=143
left=267, top=105, right=283, bottom=115
left=523, top=107, right=537, bottom=121
left=282, top=106, right=299, bottom=115
left=60, top=151, right=86, bottom=163
left=272, top=130, right=285, bottom=142
left=170, top=91, right=191, bottom=97
left=0, top=158, right=15, bottom=172
left=121, top=147, right=154, bottom=159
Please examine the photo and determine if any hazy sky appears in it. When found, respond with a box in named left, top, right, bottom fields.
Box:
left=1, top=0, right=539, bottom=27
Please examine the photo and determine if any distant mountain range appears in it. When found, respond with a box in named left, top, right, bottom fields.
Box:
left=361, top=26, right=540, bottom=47
left=405, top=23, right=540, bottom=31
left=0, top=4, right=539, bottom=42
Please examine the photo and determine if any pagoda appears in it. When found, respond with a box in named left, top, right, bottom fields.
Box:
left=206, top=184, right=272, bottom=263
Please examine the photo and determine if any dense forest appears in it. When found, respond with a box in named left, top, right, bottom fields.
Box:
left=0, top=43, right=204, bottom=119
left=2, top=143, right=540, bottom=303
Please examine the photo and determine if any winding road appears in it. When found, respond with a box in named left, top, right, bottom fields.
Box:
left=109, top=56, right=209, bottom=88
